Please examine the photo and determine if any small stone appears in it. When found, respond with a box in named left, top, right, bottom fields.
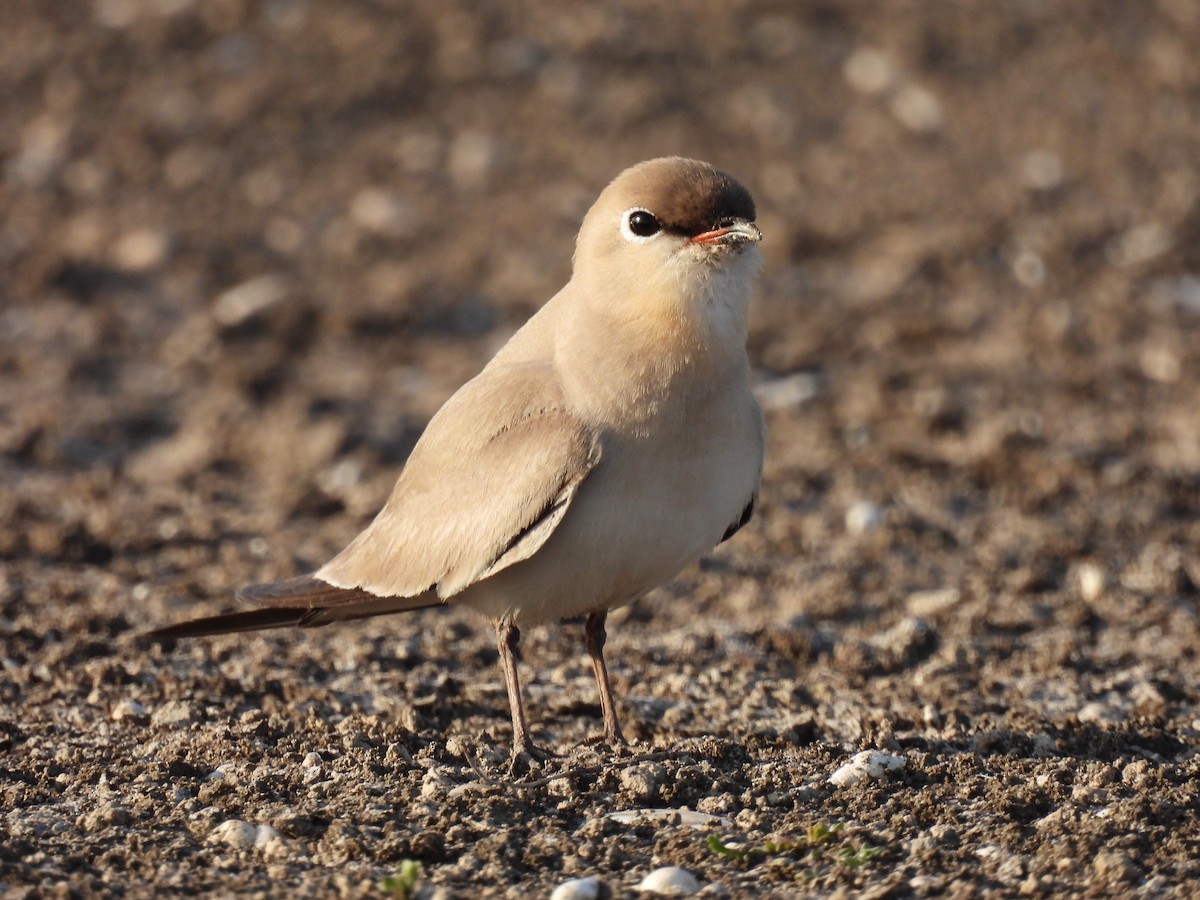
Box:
left=1140, top=345, right=1181, bottom=384
left=906, top=587, right=960, bottom=616
left=619, top=763, right=664, bottom=801
left=843, top=47, right=895, bottom=94
left=607, top=808, right=731, bottom=829
left=448, top=131, right=502, bottom=188
left=550, top=875, right=602, bottom=900
left=638, top=866, right=701, bottom=895
left=112, top=699, right=147, bottom=722
left=754, top=372, right=822, bottom=411
left=845, top=500, right=884, bottom=535
left=112, top=228, right=170, bottom=272
left=213, top=274, right=289, bottom=326
left=349, top=187, right=416, bottom=238
left=302, top=752, right=323, bottom=768
left=210, top=820, right=291, bottom=858
left=1011, top=249, right=1046, bottom=288
left=151, top=700, right=195, bottom=728
left=1075, top=563, right=1106, bottom=602
left=211, top=819, right=258, bottom=849
left=1107, top=222, right=1172, bottom=268
left=890, top=84, right=943, bottom=132
left=1019, top=151, right=1065, bottom=191
left=828, top=750, right=906, bottom=787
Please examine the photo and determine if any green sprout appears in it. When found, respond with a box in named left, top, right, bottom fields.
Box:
left=707, top=822, right=882, bottom=878
left=378, top=860, right=423, bottom=899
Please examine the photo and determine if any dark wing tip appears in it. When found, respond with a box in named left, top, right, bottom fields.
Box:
left=142, top=607, right=307, bottom=643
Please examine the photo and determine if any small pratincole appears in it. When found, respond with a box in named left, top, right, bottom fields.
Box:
left=149, top=157, right=765, bottom=762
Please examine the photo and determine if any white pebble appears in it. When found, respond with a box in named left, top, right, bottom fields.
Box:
left=828, top=750, right=906, bottom=787
left=302, top=752, right=323, bottom=768
left=349, top=187, right=416, bottom=238
left=843, top=47, right=895, bottom=94
left=151, top=700, right=195, bottom=727
left=112, top=228, right=170, bottom=271
left=890, top=84, right=943, bottom=132
left=754, top=372, right=821, bottom=411
left=112, top=699, right=147, bottom=721
left=1107, top=222, right=1173, bottom=268
left=210, top=820, right=291, bottom=858
left=1011, top=249, right=1046, bottom=288
left=845, top=501, right=883, bottom=535
left=212, top=274, right=289, bottom=326
left=619, top=763, right=664, bottom=801
left=1076, top=562, right=1106, bottom=602
left=550, top=876, right=603, bottom=900
left=906, top=587, right=961, bottom=616
left=1019, top=150, right=1065, bottom=191
left=638, top=866, right=701, bottom=895
left=607, top=808, right=731, bottom=829
left=210, top=819, right=259, bottom=849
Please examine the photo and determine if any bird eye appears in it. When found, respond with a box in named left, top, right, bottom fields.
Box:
left=621, top=208, right=662, bottom=242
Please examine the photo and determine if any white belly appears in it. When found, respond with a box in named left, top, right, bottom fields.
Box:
left=457, top=386, right=762, bottom=624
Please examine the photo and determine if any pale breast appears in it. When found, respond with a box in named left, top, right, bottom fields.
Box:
left=458, top=382, right=763, bottom=624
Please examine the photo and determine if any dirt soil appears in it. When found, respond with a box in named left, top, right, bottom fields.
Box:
left=3, top=1, right=1200, bottom=897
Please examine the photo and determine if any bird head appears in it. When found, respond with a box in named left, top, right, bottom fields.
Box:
left=572, top=157, right=762, bottom=308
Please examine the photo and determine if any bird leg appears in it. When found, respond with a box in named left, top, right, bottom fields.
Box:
left=495, top=620, right=543, bottom=764
left=585, top=610, right=625, bottom=745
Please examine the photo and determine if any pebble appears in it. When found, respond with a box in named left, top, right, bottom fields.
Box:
left=890, top=84, right=943, bottom=132
left=843, top=47, right=896, bottom=94
left=210, top=819, right=259, bottom=849
left=607, top=808, right=731, bottom=829
left=828, top=750, right=906, bottom=787
left=845, top=500, right=884, bottom=535
left=210, top=820, right=291, bottom=859
left=111, top=227, right=171, bottom=272
left=1075, top=562, right=1106, bottom=601
left=754, top=372, right=822, bottom=411
left=638, top=866, right=701, bottom=895
left=212, top=274, right=289, bottom=326
left=905, top=587, right=960, bottom=616
left=151, top=700, right=195, bottom=728
left=349, top=187, right=416, bottom=238
left=112, top=699, right=147, bottom=721
left=1019, top=150, right=1065, bottom=191
left=550, top=876, right=602, bottom=900
left=619, top=762, right=665, bottom=801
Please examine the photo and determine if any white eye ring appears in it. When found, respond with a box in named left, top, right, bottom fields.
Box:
left=620, top=207, right=663, bottom=243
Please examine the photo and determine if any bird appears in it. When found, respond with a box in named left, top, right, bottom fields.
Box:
left=148, top=157, right=765, bottom=763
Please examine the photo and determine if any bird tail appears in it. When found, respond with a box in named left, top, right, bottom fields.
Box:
left=144, top=574, right=440, bottom=642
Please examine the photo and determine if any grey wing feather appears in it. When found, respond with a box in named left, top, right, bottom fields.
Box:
left=317, top=361, right=602, bottom=600
left=145, top=361, right=599, bottom=641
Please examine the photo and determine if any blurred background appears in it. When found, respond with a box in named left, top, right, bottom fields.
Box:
left=4, top=2, right=1200, bottom=894
left=2, top=0, right=1199, bottom=648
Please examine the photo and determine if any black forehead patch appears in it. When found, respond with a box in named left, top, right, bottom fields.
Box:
left=627, top=158, right=756, bottom=236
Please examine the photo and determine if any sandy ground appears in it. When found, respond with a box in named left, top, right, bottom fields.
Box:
left=3, top=1, right=1200, bottom=896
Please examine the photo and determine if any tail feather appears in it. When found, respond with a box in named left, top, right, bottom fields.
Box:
left=145, top=608, right=308, bottom=641
left=145, top=574, right=441, bottom=642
